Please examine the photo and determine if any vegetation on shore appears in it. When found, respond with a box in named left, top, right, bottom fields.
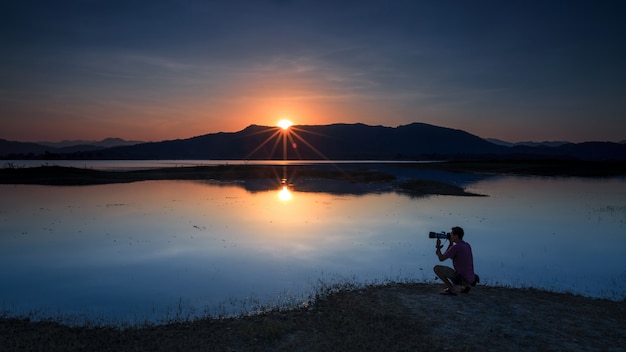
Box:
left=2, top=283, right=624, bottom=352
left=0, top=164, right=396, bottom=186
left=396, top=179, right=484, bottom=197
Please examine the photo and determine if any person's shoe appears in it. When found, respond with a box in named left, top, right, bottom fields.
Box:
left=461, top=286, right=471, bottom=294
left=439, top=288, right=457, bottom=296
left=471, top=274, right=480, bottom=287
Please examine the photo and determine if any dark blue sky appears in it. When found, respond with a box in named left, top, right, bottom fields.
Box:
left=1, top=0, right=624, bottom=142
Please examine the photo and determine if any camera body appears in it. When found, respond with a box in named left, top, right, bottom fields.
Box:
left=428, top=231, right=451, bottom=240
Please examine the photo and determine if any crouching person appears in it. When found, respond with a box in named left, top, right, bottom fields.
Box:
left=434, top=226, right=479, bottom=295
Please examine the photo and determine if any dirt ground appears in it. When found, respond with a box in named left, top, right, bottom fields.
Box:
left=2, top=283, right=625, bottom=352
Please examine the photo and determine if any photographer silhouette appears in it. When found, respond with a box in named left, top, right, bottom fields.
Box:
left=433, top=226, right=479, bottom=295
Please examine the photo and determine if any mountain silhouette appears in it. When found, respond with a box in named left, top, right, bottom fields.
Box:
left=37, top=138, right=144, bottom=149
left=2, top=123, right=625, bottom=160
left=90, top=123, right=506, bottom=160
left=0, top=139, right=51, bottom=156
left=485, top=138, right=569, bottom=148
left=0, top=138, right=143, bottom=159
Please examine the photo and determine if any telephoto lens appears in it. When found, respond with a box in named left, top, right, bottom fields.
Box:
left=428, top=231, right=450, bottom=239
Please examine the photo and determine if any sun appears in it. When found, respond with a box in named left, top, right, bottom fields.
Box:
left=277, top=119, right=293, bottom=130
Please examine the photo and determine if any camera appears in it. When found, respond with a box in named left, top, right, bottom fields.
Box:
left=428, top=231, right=450, bottom=240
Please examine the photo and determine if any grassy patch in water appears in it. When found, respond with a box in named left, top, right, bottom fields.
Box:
left=397, top=179, right=485, bottom=197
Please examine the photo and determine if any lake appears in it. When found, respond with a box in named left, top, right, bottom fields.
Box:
left=1, top=163, right=625, bottom=325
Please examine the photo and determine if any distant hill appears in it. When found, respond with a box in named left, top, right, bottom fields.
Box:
left=486, top=138, right=569, bottom=148
left=509, top=142, right=626, bottom=160
left=37, top=138, right=144, bottom=149
left=0, top=138, right=144, bottom=159
left=0, top=139, right=52, bottom=156
left=2, top=124, right=625, bottom=160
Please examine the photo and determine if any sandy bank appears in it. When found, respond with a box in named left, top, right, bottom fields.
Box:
left=2, top=283, right=624, bottom=352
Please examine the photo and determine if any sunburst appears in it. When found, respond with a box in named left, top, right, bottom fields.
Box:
left=277, top=119, right=293, bottom=130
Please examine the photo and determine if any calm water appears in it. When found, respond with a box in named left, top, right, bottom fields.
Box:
left=1, top=167, right=625, bottom=325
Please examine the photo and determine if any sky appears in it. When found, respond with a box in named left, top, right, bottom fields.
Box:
left=1, top=0, right=625, bottom=143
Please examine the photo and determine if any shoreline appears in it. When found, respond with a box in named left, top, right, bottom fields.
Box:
left=0, top=164, right=485, bottom=197
left=2, top=159, right=625, bottom=192
left=2, top=283, right=624, bottom=351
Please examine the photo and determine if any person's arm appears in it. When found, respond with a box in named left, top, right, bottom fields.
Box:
left=435, top=239, right=452, bottom=261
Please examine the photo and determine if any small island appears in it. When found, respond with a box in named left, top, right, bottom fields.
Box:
left=3, top=159, right=624, bottom=193
left=0, top=163, right=485, bottom=197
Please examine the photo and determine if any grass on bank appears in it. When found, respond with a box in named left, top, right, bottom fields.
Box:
left=2, top=281, right=625, bottom=352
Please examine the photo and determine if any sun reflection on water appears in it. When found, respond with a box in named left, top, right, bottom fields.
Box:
left=242, top=119, right=336, bottom=197
left=277, top=186, right=293, bottom=202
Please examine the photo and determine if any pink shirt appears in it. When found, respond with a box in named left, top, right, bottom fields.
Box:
left=443, top=241, right=475, bottom=283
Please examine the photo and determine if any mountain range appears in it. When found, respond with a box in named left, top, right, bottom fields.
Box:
left=1, top=123, right=625, bottom=161
left=36, top=137, right=144, bottom=149
left=484, top=139, right=570, bottom=148
left=0, top=137, right=143, bottom=156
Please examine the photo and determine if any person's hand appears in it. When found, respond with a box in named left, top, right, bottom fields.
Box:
left=436, top=238, right=443, bottom=249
